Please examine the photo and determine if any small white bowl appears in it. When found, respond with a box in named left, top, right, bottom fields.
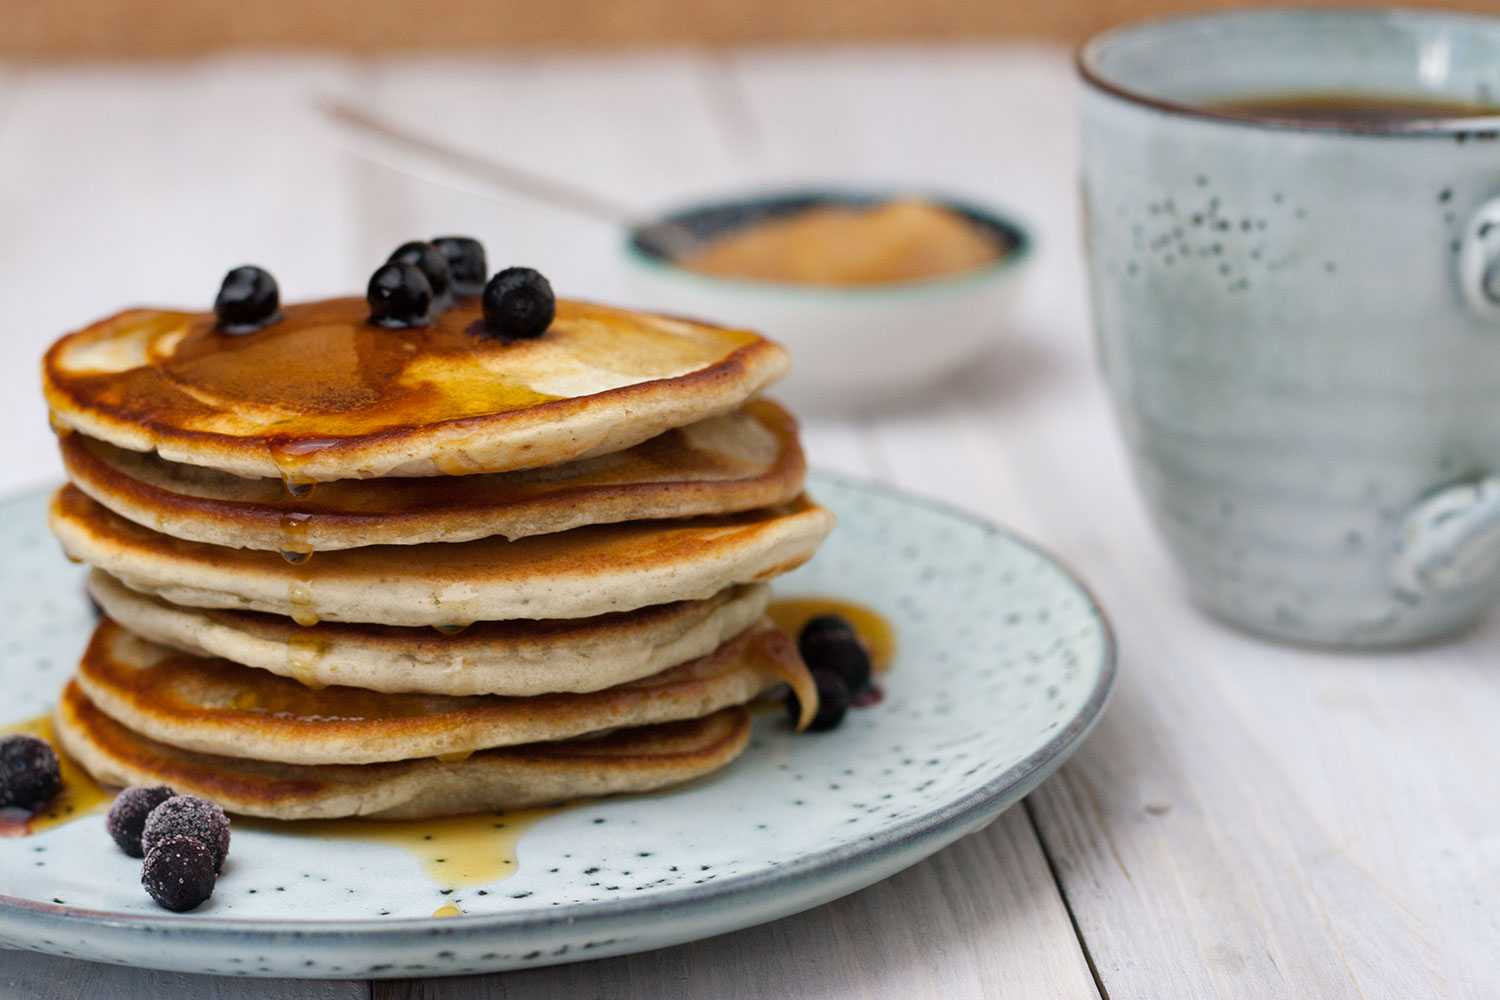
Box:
left=621, top=189, right=1034, bottom=412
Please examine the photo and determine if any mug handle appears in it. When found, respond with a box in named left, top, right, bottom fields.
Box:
left=1392, top=477, right=1500, bottom=596
left=1401, top=204, right=1500, bottom=595
left=1459, top=196, right=1500, bottom=321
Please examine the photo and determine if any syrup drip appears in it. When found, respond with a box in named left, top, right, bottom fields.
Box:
left=269, top=436, right=338, bottom=497
left=750, top=628, right=819, bottom=731
left=287, top=582, right=320, bottom=628
left=433, top=451, right=482, bottom=477
left=766, top=596, right=896, bottom=672
left=0, top=715, right=110, bottom=836
left=285, top=631, right=328, bottom=689
left=278, top=511, right=314, bottom=562
left=257, top=804, right=577, bottom=890
left=432, top=623, right=472, bottom=637
left=47, top=412, right=73, bottom=438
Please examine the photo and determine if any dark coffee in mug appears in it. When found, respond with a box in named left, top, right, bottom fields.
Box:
left=1208, top=91, right=1500, bottom=124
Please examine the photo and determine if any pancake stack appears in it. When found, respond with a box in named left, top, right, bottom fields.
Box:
left=41, top=262, right=832, bottom=821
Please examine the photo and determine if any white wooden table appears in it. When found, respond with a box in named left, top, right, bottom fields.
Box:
left=1, top=46, right=1495, bottom=1000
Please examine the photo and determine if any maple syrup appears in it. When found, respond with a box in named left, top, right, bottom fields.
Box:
left=287, top=581, right=319, bottom=627
left=0, top=715, right=110, bottom=837
left=253, top=804, right=577, bottom=890
left=278, top=510, right=315, bottom=563
left=285, top=631, right=328, bottom=689
left=49, top=298, right=759, bottom=465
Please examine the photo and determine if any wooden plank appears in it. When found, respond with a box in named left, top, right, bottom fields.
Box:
left=1021, top=510, right=1499, bottom=999
left=372, top=808, right=1098, bottom=1000
left=0, top=949, right=367, bottom=1000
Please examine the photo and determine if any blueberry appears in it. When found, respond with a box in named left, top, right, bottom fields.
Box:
left=786, top=668, right=850, bottom=732
left=214, top=265, right=281, bottom=333
left=106, top=785, right=175, bottom=857
left=432, top=236, right=487, bottom=297
left=142, top=835, right=216, bottom=912
left=142, top=795, right=230, bottom=873
left=799, top=615, right=871, bottom=694
left=367, top=262, right=434, bottom=329
left=481, top=267, right=554, bottom=340
left=388, top=241, right=452, bottom=306
left=799, top=614, right=857, bottom=648
left=0, top=734, right=61, bottom=810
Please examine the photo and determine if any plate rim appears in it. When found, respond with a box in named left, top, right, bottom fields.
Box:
left=0, top=470, right=1117, bottom=949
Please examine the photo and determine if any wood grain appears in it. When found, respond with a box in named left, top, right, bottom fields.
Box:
left=0, top=0, right=1483, bottom=58
left=0, top=950, right=367, bottom=1000
left=371, top=810, right=1099, bottom=1000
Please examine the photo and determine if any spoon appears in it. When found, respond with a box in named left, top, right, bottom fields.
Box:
left=317, top=97, right=702, bottom=260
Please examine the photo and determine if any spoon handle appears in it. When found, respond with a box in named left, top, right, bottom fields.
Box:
left=320, top=97, right=642, bottom=225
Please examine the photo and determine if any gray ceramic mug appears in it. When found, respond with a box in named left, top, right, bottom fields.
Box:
left=1080, top=9, right=1500, bottom=646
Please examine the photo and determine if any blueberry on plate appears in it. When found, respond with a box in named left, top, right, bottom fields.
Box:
left=786, top=668, right=850, bottom=732
left=481, top=267, right=555, bottom=340
left=106, top=785, right=176, bottom=857
left=214, top=265, right=281, bottom=333
left=388, top=241, right=452, bottom=306
left=142, top=795, right=231, bottom=874
left=142, top=835, right=216, bottom=912
left=367, top=262, right=434, bottom=329
left=432, top=236, right=487, bottom=297
left=799, top=614, right=856, bottom=648
left=0, top=734, right=62, bottom=810
left=798, top=615, right=872, bottom=694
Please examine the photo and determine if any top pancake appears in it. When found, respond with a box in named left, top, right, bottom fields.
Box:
left=43, top=297, right=789, bottom=483
left=59, top=400, right=805, bottom=551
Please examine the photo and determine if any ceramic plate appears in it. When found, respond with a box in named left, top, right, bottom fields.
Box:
left=0, top=472, right=1115, bottom=978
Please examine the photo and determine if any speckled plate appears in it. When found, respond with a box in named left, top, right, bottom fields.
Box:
left=0, top=472, right=1114, bottom=979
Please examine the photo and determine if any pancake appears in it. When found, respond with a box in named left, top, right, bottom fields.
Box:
left=55, top=681, right=752, bottom=820
left=51, top=485, right=834, bottom=626
left=60, top=400, right=805, bottom=551
left=88, top=571, right=772, bottom=696
left=43, top=297, right=789, bottom=483
left=74, top=618, right=810, bottom=765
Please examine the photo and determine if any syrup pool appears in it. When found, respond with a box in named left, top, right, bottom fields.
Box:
left=248, top=804, right=579, bottom=892
left=0, top=714, right=110, bottom=837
